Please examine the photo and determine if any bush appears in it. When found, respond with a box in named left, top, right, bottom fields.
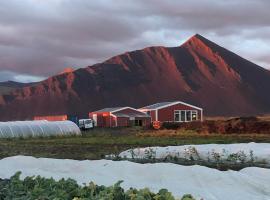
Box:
left=162, top=121, right=203, bottom=131
left=161, top=117, right=270, bottom=134
left=181, top=194, right=196, bottom=200
left=0, top=172, right=195, bottom=200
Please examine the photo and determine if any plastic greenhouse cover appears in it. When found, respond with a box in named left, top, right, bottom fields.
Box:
left=0, top=120, right=81, bottom=138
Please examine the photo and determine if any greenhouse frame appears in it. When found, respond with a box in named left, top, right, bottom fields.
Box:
left=0, top=120, right=81, bottom=138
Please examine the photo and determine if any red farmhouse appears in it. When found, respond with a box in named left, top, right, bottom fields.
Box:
left=89, top=107, right=151, bottom=127
left=139, top=101, right=203, bottom=122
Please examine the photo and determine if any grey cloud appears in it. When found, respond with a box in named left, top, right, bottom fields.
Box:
left=0, top=0, right=269, bottom=82
left=0, top=70, right=44, bottom=83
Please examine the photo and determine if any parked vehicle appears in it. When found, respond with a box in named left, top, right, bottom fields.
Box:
left=34, top=115, right=94, bottom=130
left=78, top=119, right=94, bottom=130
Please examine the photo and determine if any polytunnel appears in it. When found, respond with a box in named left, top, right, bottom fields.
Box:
left=0, top=120, right=81, bottom=138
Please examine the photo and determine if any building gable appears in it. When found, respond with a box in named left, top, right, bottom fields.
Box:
left=140, top=101, right=203, bottom=111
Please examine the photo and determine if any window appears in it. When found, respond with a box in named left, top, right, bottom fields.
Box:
left=174, top=111, right=180, bottom=122
left=180, top=111, right=186, bottom=122
left=174, top=110, right=198, bottom=122
left=186, top=111, right=191, bottom=121
left=135, top=120, right=143, bottom=126
left=192, top=111, right=198, bottom=121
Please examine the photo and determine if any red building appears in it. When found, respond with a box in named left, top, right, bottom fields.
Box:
left=34, top=115, right=69, bottom=121
left=139, top=101, right=203, bottom=123
left=89, top=107, right=151, bottom=128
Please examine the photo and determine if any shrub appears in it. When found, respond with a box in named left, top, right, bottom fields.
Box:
left=0, top=172, right=195, bottom=200
left=181, top=194, right=196, bottom=200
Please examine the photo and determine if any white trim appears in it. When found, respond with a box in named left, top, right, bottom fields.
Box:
left=138, top=108, right=149, bottom=113
left=92, top=107, right=140, bottom=114
left=92, top=114, right=97, bottom=126
left=201, top=109, right=203, bottom=122
left=111, top=107, right=143, bottom=114
left=141, top=101, right=203, bottom=111
left=110, top=114, right=117, bottom=127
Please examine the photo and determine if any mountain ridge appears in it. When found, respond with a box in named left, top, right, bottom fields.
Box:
left=0, top=81, right=38, bottom=96
left=0, top=34, right=270, bottom=120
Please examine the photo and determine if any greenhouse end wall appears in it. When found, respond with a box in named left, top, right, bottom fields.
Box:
left=0, top=120, right=81, bottom=138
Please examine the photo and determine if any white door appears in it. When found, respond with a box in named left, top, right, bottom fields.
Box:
left=93, top=114, right=97, bottom=126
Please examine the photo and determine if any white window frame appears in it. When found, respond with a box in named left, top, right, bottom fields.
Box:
left=191, top=110, right=198, bottom=121
left=174, top=110, right=181, bottom=122
left=174, top=110, right=198, bottom=122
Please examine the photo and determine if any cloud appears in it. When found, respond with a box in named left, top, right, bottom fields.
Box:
left=0, top=70, right=44, bottom=83
left=0, top=0, right=269, bottom=82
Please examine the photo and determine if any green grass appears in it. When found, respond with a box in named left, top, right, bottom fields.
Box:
left=0, top=127, right=270, bottom=160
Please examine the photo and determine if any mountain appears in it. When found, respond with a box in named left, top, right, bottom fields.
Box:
left=1, top=34, right=270, bottom=120
left=0, top=81, right=37, bottom=95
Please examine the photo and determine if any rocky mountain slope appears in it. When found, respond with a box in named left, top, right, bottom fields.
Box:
left=0, top=81, right=37, bottom=95
left=1, top=34, right=270, bottom=120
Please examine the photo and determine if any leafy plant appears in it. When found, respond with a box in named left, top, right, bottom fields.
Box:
left=0, top=172, right=195, bottom=200
left=144, top=148, right=157, bottom=160
left=183, top=147, right=200, bottom=161
left=181, top=194, right=196, bottom=200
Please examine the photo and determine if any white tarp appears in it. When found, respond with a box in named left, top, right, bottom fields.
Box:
left=0, top=155, right=270, bottom=200
left=119, top=143, right=270, bottom=165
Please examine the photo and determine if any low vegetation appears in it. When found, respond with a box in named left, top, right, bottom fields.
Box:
left=0, top=172, right=195, bottom=200
left=161, top=117, right=270, bottom=134
left=0, top=127, right=270, bottom=160
left=110, top=146, right=269, bottom=170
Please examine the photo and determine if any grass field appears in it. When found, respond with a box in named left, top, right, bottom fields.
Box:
left=0, top=127, right=270, bottom=160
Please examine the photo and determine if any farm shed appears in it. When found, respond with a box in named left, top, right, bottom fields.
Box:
left=139, top=101, right=203, bottom=122
left=0, top=120, right=81, bottom=138
left=34, top=115, right=78, bottom=123
left=89, top=107, right=151, bottom=128
left=34, top=115, right=68, bottom=121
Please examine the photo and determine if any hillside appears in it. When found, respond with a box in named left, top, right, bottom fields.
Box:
left=0, top=81, right=37, bottom=95
left=0, top=34, right=270, bottom=120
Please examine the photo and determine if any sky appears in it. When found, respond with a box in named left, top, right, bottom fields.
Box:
left=0, top=0, right=269, bottom=83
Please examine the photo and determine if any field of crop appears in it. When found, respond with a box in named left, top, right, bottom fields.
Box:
left=0, top=127, right=270, bottom=160
left=1, top=155, right=270, bottom=200
left=1, top=172, right=195, bottom=200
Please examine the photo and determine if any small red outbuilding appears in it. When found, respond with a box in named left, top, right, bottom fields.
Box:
left=139, top=101, right=203, bottom=123
left=89, top=107, right=151, bottom=128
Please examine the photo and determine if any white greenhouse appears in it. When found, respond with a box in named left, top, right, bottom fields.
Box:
left=0, top=120, right=81, bottom=138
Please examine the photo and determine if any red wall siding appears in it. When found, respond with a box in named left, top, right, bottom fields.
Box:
left=114, top=108, right=151, bottom=127
left=157, top=104, right=202, bottom=122
left=116, top=117, right=129, bottom=127
left=90, top=108, right=151, bottom=127
left=89, top=112, right=114, bottom=127
left=149, top=111, right=157, bottom=121
left=111, top=116, right=117, bottom=127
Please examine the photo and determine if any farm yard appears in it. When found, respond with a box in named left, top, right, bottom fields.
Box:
left=1, top=118, right=270, bottom=199
left=1, top=0, right=270, bottom=199
left=1, top=126, right=270, bottom=160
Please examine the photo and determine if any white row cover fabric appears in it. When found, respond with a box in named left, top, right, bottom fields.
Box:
left=0, top=120, right=81, bottom=138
